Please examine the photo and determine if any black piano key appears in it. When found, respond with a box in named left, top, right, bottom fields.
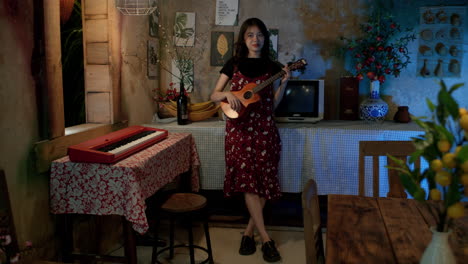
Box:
left=97, top=130, right=156, bottom=153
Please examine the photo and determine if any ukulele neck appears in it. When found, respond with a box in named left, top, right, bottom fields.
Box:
left=251, top=70, right=286, bottom=94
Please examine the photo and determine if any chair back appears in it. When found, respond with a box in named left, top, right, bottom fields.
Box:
left=358, top=141, right=420, bottom=198
left=302, top=179, right=325, bottom=264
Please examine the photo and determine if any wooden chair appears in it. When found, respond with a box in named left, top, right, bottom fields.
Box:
left=302, top=179, right=325, bottom=264
left=358, top=141, right=420, bottom=198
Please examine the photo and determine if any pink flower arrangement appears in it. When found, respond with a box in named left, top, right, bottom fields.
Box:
left=342, top=12, right=416, bottom=83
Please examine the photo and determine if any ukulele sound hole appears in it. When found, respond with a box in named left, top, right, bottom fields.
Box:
left=244, top=91, right=253, bottom=99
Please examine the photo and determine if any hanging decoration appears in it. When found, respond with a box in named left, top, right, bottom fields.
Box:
left=115, top=0, right=157, bottom=16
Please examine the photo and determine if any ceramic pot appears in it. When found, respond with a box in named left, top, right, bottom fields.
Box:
left=394, top=106, right=411, bottom=123
left=359, top=80, right=388, bottom=123
left=420, top=227, right=456, bottom=264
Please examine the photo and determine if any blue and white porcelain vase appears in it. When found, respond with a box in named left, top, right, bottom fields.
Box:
left=359, top=80, right=389, bottom=123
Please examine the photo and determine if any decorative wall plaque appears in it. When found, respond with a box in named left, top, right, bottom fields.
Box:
left=417, top=6, right=465, bottom=78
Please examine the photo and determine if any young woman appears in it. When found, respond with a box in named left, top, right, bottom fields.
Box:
left=210, top=17, right=290, bottom=262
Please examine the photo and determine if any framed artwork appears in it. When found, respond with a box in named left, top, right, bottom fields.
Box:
left=210, top=31, right=234, bottom=66
left=149, top=0, right=159, bottom=37
left=417, top=6, right=465, bottom=78
left=215, top=0, right=239, bottom=26
left=174, top=12, right=196, bottom=46
left=147, top=39, right=159, bottom=79
left=171, top=59, right=194, bottom=92
left=269, top=29, right=279, bottom=60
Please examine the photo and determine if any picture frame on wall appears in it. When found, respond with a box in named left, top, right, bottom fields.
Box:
left=175, top=12, right=196, bottom=46
left=147, top=39, right=159, bottom=79
left=210, top=31, right=234, bottom=66
left=269, top=29, right=279, bottom=60
left=149, top=0, right=159, bottom=37
left=215, top=0, right=239, bottom=26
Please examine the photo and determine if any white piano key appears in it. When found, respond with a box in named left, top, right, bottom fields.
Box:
left=108, top=131, right=165, bottom=155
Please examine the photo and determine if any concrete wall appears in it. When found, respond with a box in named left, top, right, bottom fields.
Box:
left=0, top=0, right=56, bottom=257
left=120, top=0, right=467, bottom=123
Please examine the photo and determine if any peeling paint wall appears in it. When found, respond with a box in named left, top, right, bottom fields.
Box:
left=121, top=0, right=467, bottom=123
left=0, top=0, right=56, bottom=257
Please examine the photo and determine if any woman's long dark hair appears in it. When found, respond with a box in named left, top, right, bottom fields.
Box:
left=233, top=18, right=271, bottom=62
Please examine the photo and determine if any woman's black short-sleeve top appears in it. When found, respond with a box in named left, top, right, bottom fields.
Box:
left=220, top=57, right=282, bottom=79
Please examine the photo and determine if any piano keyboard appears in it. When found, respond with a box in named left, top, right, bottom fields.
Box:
left=100, top=130, right=165, bottom=155
left=68, top=126, right=168, bottom=163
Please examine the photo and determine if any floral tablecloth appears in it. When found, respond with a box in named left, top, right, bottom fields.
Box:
left=50, top=132, right=200, bottom=234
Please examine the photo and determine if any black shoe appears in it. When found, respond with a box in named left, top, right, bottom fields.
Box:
left=239, top=235, right=256, bottom=255
left=261, top=240, right=281, bottom=262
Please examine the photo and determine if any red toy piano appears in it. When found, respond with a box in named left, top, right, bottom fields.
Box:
left=68, top=125, right=168, bottom=163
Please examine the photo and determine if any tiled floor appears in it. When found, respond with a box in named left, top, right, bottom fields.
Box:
left=115, top=223, right=310, bottom=264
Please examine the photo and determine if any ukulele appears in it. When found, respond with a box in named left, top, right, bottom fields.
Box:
left=220, top=58, right=307, bottom=119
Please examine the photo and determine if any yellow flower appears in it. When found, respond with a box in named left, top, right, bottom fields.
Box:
left=442, top=153, right=457, bottom=168
left=435, top=171, right=451, bottom=186
left=447, top=202, right=465, bottom=219
left=455, top=146, right=462, bottom=155
left=461, top=160, right=468, bottom=173
left=461, top=115, right=468, bottom=131
left=437, top=140, right=451, bottom=153
left=430, top=189, right=441, bottom=200
left=430, top=159, right=444, bottom=172
left=459, top=107, right=468, bottom=116
left=461, top=173, right=468, bottom=186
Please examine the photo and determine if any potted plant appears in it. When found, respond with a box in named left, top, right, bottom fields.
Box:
left=341, top=11, right=416, bottom=123
left=388, top=80, right=467, bottom=263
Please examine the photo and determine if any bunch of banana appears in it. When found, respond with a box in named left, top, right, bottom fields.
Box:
left=166, top=100, right=220, bottom=121
left=168, top=100, right=215, bottom=112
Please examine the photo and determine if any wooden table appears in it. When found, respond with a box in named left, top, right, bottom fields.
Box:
left=326, top=195, right=468, bottom=264
left=49, top=133, right=200, bottom=264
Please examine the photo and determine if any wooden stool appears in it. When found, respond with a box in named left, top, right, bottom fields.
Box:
left=151, top=193, right=214, bottom=264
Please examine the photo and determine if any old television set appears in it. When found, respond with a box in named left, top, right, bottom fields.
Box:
left=274, top=79, right=324, bottom=123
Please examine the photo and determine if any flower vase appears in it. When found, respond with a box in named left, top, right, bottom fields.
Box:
left=359, top=80, right=388, bottom=123
left=420, top=228, right=456, bottom=264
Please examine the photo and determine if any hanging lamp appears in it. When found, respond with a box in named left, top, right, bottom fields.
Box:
left=115, top=0, right=157, bottom=15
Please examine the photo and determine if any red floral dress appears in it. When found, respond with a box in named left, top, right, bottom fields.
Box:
left=223, top=68, right=282, bottom=200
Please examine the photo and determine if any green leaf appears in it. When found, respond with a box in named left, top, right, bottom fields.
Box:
left=457, top=145, right=468, bottom=162
left=426, top=98, right=436, bottom=112
left=448, top=83, right=464, bottom=94
left=438, top=90, right=459, bottom=119
left=446, top=184, right=461, bottom=207
left=409, top=149, right=423, bottom=164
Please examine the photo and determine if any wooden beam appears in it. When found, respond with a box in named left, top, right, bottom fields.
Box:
left=108, top=0, right=122, bottom=123
left=43, top=0, right=65, bottom=138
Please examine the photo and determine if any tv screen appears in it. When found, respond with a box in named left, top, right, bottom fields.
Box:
left=274, top=79, right=324, bottom=123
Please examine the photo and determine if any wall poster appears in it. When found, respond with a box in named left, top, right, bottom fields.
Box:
left=215, top=0, right=239, bottom=26
left=171, top=59, right=194, bottom=92
left=147, top=39, right=159, bottom=79
left=417, top=6, right=465, bottom=78
left=175, top=12, right=196, bottom=46
left=149, top=0, right=159, bottom=37
left=210, top=31, right=234, bottom=66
